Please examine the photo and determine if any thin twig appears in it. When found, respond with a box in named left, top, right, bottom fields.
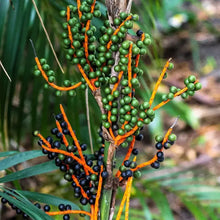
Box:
left=31, top=0, right=64, bottom=74
left=0, top=61, right=11, bottom=82
left=85, top=86, right=94, bottom=154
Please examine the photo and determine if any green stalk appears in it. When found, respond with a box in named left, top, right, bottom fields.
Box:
left=100, top=141, right=113, bottom=220
left=100, top=188, right=113, bottom=220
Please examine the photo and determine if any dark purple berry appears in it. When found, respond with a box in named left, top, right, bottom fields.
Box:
left=80, top=197, right=88, bottom=205
left=46, top=136, right=53, bottom=143
left=65, top=204, right=72, bottom=210
left=86, top=160, right=93, bottom=167
left=155, top=142, right=163, bottom=150
left=99, top=147, right=105, bottom=154
left=56, top=113, right=63, bottom=121
left=63, top=214, right=70, bottom=220
left=136, top=133, right=144, bottom=141
left=151, top=161, right=160, bottom=169
left=43, top=205, right=51, bottom=212
left=124, top=160, right=131, bottom=167
left=121, top=171, right=127, bottom=178
left=51, top=127, right=58, bottom=135
left=56, top=132, right=63, bottom=139
left=101, top=171, right=108, bottom=179
left=61, top=121, right=67, bottom=128
left=136, top=29, right=143, bottom=37
left=58, top=203, right=65, bottom=211
left=132, top=148, right=139, bottom=155
left=1, top=198, right=7, bottom=204
left=34, top=203, right=41, bottom=209
left=81, top=144, right=87, bottom=151
left=89, top=198, right=95, bottom=204
left=126, top=169, right=133, bottom=177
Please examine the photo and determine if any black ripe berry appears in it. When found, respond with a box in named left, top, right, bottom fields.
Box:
left=51, top=127, right=58, bottom=135
left=34, top=203, right=41, bottom=209
left=136, top=133, right=144, bottom=141
left=56, top=132, right=63, bottom=139
left=65, top=204, right=72, bottom=210
left=89, top=198, right=95, bottom=204
left=63, top=214, right=70, bottom=220
left=155, top=142, right=163, bottom=150
left=56, top=113, right=63, bottom=121
left=16, top=208, right=22, bottom=214
left=151, top=161, right=160, bottom=169
left=156, top=151, right=164, bottom=162
left=124, top=160, right=131, bottom=167
left=101, top=171, right=109, bottom=179
left=43, top=205, right=51, bottom=212
left=87, top=160, right=93, bottom=167
left=61, top=121, right=67, bottom=128
left=136, top=29, right=143, bottom=37
left=121, top=171, right=127, bottom=178
left=99, top=147, right=105, bottom=154
left=60, top=164, right=67, bottom=172
left=93, top=165, right=100, bottom=172
left=1, top=197, right=7, bottom=204
left=58, top=203, right=65, bottom=211
left=132, top=148, right=139, bottom=155
left=126, top=169, right=133, bottom=177
left=80, top=143, right=87, bottom=151
left=80, top=197, right=88, bottom=205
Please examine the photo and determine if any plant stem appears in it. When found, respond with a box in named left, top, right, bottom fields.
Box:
left=100, top=189, right=113, bottom=220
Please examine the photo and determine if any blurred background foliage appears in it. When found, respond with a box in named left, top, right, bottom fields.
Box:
left=0, top=0, right=220, bottom=219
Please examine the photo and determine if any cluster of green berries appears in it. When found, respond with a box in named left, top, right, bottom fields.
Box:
left=34, top=112, right=108, bottom=207
left=151, top=133, right=177, bottom=169
left=182, top=75, right=202, bottom=99
left=162, top=74, right=202, bottom=101
left=33, top=58, right=76, bottom=96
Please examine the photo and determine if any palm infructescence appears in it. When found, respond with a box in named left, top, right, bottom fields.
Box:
left=0, top=0, right=202, bottom=219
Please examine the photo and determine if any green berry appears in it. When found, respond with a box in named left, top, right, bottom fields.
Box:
left=143, top=38, right=151, bottom=46
left=34, top=70, right=41, bottom=76
left=104, top=122, right=110, bottom=128
left=168, top=134, right=177, bottom=142
left=58, top=154, right=65, bottom=160
left=114, top=18, right=121, bottom=26
left=143, top=118, right=151, bottom=124
left=167, top=93, right=174, bottom=100
left=168, top=63, right=174, bottom=70
left=187, top=83, right=195, bottom=91
left=181, top=92, right=188, bottom=99
left=121, top=142, right=128, bottom=148
left=133, top=170, right=141, bottom=178
left=101, top=114, right=107, bottom=121
left=137, top=120, right=144, bottom=127
left=195, top=82, right=202, bottom=90
left=155, top=135, right=163, bottom=142
left=188, top=75, right=196, bottom=83
left=170, top=86, right=177, bottom=94
left=184, top=78, right=189, bottom=85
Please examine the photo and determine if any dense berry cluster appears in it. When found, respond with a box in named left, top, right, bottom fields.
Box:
left=35, top=110, right=107, bottom=207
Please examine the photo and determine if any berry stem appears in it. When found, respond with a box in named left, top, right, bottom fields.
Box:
left=46, top=210, right=91, bottom=217
left=115, top=176, right=133, bottom=220
left=94, top=165, right=103, bottom=220
left=149, top=58, right=172, bottom=108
